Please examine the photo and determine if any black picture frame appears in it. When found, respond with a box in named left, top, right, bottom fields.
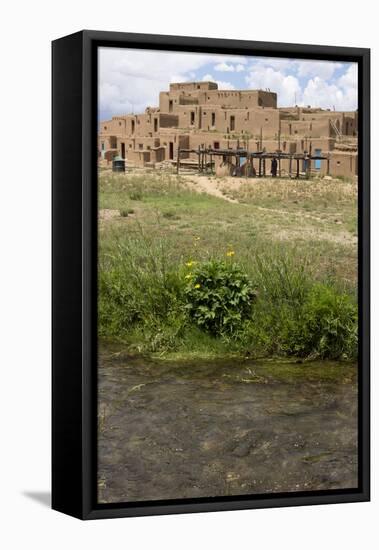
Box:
left=52, top=30, right=370, bottom=520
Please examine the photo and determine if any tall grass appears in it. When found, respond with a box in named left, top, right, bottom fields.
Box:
left=240, top=253, right=357, bottom=360
left=98, top=224, right=357, bottom=360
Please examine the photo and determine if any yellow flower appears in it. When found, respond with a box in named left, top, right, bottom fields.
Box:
left=185, top=260, right=197, bottom=268
left=194, top=283, right=201, bottom=289
left=185, top=274, right=192, bottom=280
left=226, top=250, right=235, bottom=257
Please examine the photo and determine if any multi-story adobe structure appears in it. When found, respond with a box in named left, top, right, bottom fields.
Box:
left=98, top=81, right=358, bottom=178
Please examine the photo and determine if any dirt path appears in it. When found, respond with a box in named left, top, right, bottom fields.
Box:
left=184, top=175, right=238, bottom=203
left=181, top=175, right=356, bottom=245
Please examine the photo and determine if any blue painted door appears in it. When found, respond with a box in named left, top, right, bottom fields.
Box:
left=314, top=148, right=321, bottom=170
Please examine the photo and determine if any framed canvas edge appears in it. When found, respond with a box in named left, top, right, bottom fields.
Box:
left=52, top=30, right=370, bottom=520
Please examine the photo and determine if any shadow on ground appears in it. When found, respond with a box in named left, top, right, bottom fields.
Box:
left=23, top=491, right=51, bottom=508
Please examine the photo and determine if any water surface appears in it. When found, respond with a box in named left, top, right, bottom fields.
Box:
left=98, top=348, right=358, bottom=503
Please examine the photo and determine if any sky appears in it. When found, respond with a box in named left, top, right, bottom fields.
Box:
left=99, top=47, right=358, bottom=122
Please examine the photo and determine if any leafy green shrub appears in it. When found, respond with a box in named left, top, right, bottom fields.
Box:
left=129, top=190, right=143, bottom=201
left=282, top=283, right=358, bottom=359
left=235, top=254, right=358, bottom=360
left=162, top=210, right=181, bottom=220
left=119, top=208, right=135, bottom=217
left=98, top=226, right=358, bottom=360
left=184, top=260, right=256, bottom=336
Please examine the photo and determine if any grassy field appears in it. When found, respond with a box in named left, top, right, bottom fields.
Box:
left=98, top=167, right=358, bottom=360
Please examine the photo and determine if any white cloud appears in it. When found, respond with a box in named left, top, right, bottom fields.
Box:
left=245, top=61, right=357, bottom=110
left=245, top=66, right=301, bottom=106
left=251, top=57, right=293, bottom=71
left=99, top=48, right=237, bottom=117
left=302, top=78, right=343, bottom=109
left=251, top=57, right=342, bottom=81
left=302, top=73, right=357, bottom=111
left=338, top=64, right=358, bottom=90
left=296, top=60, right=342, bottom=80
left=214, top=62, right=245, bottom=72
left=202, top=74, right=235, bottom=90
left=99, top=48, right=357, bottom=117
left=99, top=48, right=247, bottom=118
left=214, top=62, right=235, bottom=72
left=169, top=74, right=188, bottom=83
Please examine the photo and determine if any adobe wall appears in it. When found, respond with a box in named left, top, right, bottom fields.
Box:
left=98, top=80, right=358, bottom=177
left=99, top=118, right=126, bottom=136
left=169, top=81, right=218, bottom=92
left=159, top=88, right=277, bottom=112
left=280, top=119, right=332, bottom=138
left=172, top=105, right=279, bottom=135
left=328, top=151, right=358, bottom=177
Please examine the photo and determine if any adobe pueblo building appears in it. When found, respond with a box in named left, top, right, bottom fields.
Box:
left=98, top=81, right=358, bottom=178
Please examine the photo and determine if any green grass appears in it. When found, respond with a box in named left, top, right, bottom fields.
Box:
left=98, top=170, right=358, bottom=360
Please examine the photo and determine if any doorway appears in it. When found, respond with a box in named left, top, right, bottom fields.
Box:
left=169, top=142, right=174, bottom=160
left=121, top=143, right=125, bottom=159
left=314, top=148, right=321, bottom=170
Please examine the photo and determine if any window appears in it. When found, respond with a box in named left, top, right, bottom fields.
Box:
left=131, top=120, right=135, bottom=133
left=214, top=141, right=220, bottom=149
left=104, top=126, right=107, bottom=130
left=101, top=142, right=104, bottom=150
left=154, top=118, right=158, bottom=132
left=197, top=85, right=200, bottom=89
left=190, top=111, right=195, bottom=125
left=119, top=121, right=122, bottom=126
left=230, top=115, right=235, bottom=131
left=211, top=112, right=215, bottom=126
left=139, top=144, right=143, bottom=150
left=169, top=100, right=173, bottom=113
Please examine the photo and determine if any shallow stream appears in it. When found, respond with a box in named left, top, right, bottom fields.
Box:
left=98, top=348, right=358, bottom=503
